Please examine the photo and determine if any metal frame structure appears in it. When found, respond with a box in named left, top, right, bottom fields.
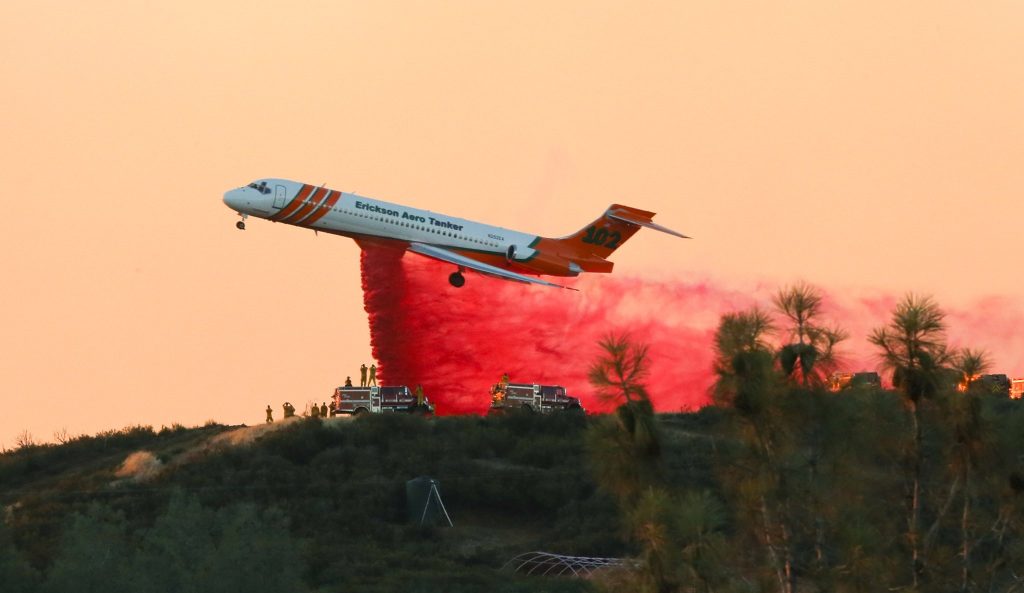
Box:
left=418, top=480, right=453, bottom=527
left=501, top=551, right=629, bottom=578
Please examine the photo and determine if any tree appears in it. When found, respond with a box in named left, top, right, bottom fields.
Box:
left=773, top=283, right=849, bottom=576
left=869, top=294, right=953, bottom=588
left=43, top=505, right=134, bottom=593
left=773, top=283, right=847, bottom=386
left=0, top=520, right=38, bottom=593
left=587, top=334, right=672, bottom=592
left=587, top=333, right=661, bottom=502
left=948, top=348, right=991, bottom=592
left=711, top=307, right=796, bottom=593
left=952, top=348, right=990, bottom=395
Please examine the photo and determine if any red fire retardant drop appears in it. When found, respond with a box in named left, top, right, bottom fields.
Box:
left=360, top=244, right=1024, bottom=415
left=360, top=243, right=755, bottom=414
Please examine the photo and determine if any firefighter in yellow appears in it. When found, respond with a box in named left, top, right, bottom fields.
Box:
left=265, top=405, right=273, bottom=424
left=360, top=364, right=368, bottom=387
left=369, top=364, right=378, bottom=386
left=415, top=384, right=425, bottom=407
left=320, top=402, right=328, bottom=418
left=345, top=376, right=353, bottom=387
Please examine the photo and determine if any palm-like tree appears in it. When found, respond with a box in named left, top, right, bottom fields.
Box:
left=950, top=348, right=991, bottom=592
left=712, top=308, right=797, bottom=593
left=712, top=307, right=775, bottom=409
left=587, top=333, right=660, bottom=490
left=773, top=283, right=848, bottom=577
left=773, top=283, right=848, bottom=386
left=587, top=334, right=669, bottom=591
left=953, top=348, right=990, bottom=394
left=869, top=293, right=953, bottom=588
left=589, top=333, right=652, bottom=407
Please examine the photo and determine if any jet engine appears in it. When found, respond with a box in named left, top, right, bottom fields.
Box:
left=527, top=251, right=583, bottom=277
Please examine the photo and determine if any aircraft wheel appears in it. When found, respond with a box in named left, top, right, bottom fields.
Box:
left=448, top=272, right=465, bottom=288
left=236, top=221, right=246, bottom=230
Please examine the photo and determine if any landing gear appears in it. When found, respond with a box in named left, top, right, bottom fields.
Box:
left=448, top=271, right=465, bottom=288
left=235, top=213, right=248, bottom=230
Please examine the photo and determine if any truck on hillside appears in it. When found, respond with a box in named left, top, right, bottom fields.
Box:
left=828, top=371, right=881, bottom=392
left=489, top=383, right=584, bottom=414
left=331, top=385, right=434, bottom=416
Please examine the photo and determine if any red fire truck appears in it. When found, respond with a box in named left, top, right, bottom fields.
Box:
left=489, top=383, right=584, bottom=414
left=331, top=386, right=435, bottom=416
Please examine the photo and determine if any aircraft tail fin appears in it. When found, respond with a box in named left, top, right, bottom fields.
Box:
left=550, top=204, right=688, bottom=261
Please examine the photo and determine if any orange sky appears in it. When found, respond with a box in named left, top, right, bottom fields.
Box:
left=2, top=1, right=1022, bottom=446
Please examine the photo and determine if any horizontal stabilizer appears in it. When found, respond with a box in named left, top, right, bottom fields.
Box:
left=408, top=243, right=576, bottom=290
left=607, top=211, right=690, bottom=239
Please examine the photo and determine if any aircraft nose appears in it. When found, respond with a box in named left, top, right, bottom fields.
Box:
left=223, top=189, right=245, bottom=211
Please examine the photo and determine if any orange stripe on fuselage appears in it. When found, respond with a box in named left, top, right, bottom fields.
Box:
left=281, top=187, right=328, bottom=223
left=299, top=189, right=342, bottom=226
left=270, top=184, right=314, bottom=221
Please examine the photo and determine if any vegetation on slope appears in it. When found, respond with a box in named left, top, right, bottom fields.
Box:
left=3, top=286, right=1024, bottom=593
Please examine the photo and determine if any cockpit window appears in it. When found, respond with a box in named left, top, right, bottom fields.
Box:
left=247, top=181, right=271, bottom=195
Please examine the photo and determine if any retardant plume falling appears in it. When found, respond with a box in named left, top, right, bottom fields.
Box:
left=360, top=243, right=756, bottom=414
left=360, top=245, right=1024, bottom=414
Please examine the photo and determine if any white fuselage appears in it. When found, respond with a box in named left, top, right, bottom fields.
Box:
left=223, top=178, right=540, bottom=260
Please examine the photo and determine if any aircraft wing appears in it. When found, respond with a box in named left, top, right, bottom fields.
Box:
left=407, top=242, right=574, bottom=290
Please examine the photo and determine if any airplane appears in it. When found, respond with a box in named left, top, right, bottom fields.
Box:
left=223, top=178, right=688, bottom=289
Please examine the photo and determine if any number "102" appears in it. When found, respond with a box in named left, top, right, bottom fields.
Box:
left=582, top=226, right=622, bottom=248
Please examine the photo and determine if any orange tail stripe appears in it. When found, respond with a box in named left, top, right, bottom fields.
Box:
left=284, top=187, right=329, bottom=223
left=270, top=184, right=313, bottom=221
left=301, top=189, right=342, bottom=226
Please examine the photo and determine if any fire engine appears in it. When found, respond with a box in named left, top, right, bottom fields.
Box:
left=489, top=383, right=584, bottom=414
left=331, top=386, right=434, bottom=416
left=1012, top=378, right=1024, bottom=399
left=957, top=374, right=1013, bottom=397
left=828, top=371, right=881, bottom=392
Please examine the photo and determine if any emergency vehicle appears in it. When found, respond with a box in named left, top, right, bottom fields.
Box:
left=331, top=386, right=434, bottom=416
left=828, top=371, right=881, bottom=392
left=489, top=383, right=584, bottom=414
left=1012, top=378, right=1024, bottom=400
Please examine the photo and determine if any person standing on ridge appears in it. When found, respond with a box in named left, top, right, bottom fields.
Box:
left=310, top=403, right=320, bottom=418
left=345, top=376, right=353, bottom=387
left=360, top=364, right=368, bottom=387
left=320, top=402, right=328, bottom=418
left=265, top=405, right=273, bottom=424
left=415, top=384, right=425, bottom=407
left=369, top=364, right=377, bottom=386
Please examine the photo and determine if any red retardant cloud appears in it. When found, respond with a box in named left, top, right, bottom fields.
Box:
left=360, top=244, right=755, bottom=414
left=360, top=244, right=1024, bottom=415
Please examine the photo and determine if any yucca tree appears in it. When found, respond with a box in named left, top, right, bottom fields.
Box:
left=949, top=348, right=991, bottom=592
left=869, top=294, right=953, bottom=588
left=712, top=308, right=797, bottom=593
left=590, top=333, right=653, bottom=407
left=773, top=283, right=847, bottom=386
left=773, top=283, right=849, bottom=578
left=953, top=348, right=990, bottom=394
left=588, top=334, right=660, bottom=478
left=587, top=334, right=672, bottom=592
left=712, top=307, right=775, bottom=409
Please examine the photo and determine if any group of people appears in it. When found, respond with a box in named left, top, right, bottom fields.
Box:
left=343, top=363, right=378, bottom=387
left=265, top=401, right=332, bottom=423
